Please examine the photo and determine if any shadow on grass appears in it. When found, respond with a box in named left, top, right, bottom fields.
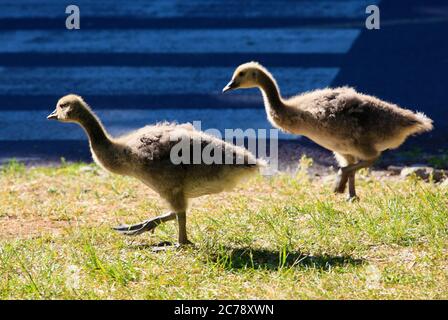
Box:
left=125, top=242, right=364, bottom=271
left=206, top=247, right=364, bottom=271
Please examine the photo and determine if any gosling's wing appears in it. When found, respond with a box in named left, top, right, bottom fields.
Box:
left=127, top=125, right=257, bottom=166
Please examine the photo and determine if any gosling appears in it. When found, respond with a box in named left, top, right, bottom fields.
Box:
left=48, top=94, right=263, bottom=245
left=223, top=62, right=433, bottom=199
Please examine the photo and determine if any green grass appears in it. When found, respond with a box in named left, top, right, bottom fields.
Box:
left=0, top=160, right=447, bottom=299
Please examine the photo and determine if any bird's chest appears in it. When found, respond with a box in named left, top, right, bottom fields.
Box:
left=90, top=144, right=127, bottom=175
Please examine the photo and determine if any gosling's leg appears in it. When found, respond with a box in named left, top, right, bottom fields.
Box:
left=347, top=172, right=358, bottom=201
left=176, top=211, right=192, bottom=245
left=334, top=168, right=349, bottom=194
left=114, top=211, right=177, bottom=236
left=341, top=158, right=377, bottom=200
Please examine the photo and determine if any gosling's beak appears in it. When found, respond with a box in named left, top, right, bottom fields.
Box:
left=222, top=80, right=237, bottom=93
left=47, top=109, right=58, bottom=120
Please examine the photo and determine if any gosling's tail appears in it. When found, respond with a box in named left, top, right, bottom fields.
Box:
left=412, top=112, right=434, bottom=134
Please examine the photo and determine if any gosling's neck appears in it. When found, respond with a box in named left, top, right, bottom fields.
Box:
left=257, top=71, right=311, bottom=135
left=257, top=71, right=297, bottom=131
left=78, top=109, right=112, bottom=149
left=77, top=109, right=129, bottom=174
left=257, top=71, right=285, bottom=117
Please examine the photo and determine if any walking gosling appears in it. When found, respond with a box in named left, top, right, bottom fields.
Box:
left=223, top=62, right=433, bottom=199
left=48, top=94, right=263, bottom=245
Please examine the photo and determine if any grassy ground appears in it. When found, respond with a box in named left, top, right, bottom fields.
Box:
left=0, top=159, right=447, bottom=299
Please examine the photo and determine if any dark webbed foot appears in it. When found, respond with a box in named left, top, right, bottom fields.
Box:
left=177, top=239, right=194, bottom=247
left=113, top=217, right=161, bottom=236
left=114, top=212, right=177, bottom=236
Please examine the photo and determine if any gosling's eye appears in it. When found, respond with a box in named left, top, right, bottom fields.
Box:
left=60, top=103, right=68, bottom=108
left=239, top=72, right=245, bottom=77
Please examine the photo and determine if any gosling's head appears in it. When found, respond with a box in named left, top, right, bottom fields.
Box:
left=222, top=61, right=268, bottom=93
left=47, top=94, right=89, bottom=122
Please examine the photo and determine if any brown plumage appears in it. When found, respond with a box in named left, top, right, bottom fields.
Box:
left=47, top=94, right=263, bottom=245
left=223, top=62, right=433, bottom=199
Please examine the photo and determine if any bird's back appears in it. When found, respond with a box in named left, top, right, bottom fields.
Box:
left=287, top=87, right=432, bottom=138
